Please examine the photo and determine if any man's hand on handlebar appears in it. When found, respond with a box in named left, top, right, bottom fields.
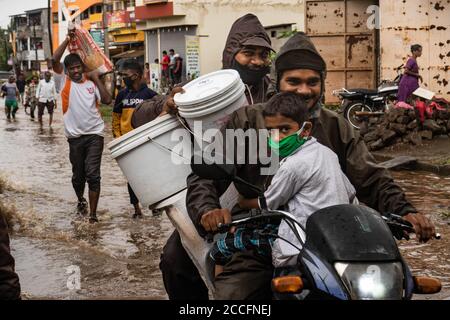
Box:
left=403, top=212, right=436, bottom=242
left=200, top=208, right=232, bottom=233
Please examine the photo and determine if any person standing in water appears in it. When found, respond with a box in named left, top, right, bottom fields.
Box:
left=36, top=71, right=58, bottom=127
left=112, top=59, right=157, bottom=219
left=2, top=76, right=20, bottom=122
left=52, top=30, right=112, bottom=223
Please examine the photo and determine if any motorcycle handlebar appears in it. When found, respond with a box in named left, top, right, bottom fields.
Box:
left=383, top=213, right=441, bottom=240
left=208, top=211, right=442, bottom=242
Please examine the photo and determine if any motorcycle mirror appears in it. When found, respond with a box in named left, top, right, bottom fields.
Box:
left=190, top=152, right=236, bottom=180
left=413, top=276, right=442, bottom=294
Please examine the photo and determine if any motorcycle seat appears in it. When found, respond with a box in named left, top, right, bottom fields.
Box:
left=348, top=88, right=379, bottom=95
left=339, top=92, right=364, bottom=99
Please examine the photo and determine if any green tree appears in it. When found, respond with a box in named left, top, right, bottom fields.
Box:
left=0, top=27, right=12, bottom=71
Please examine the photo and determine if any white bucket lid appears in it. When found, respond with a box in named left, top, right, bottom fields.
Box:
left=107, top=114, right=182, bottom=159
left=178, top=83, right=245, bottom=119
left=174, top=69, right=241, bottom=107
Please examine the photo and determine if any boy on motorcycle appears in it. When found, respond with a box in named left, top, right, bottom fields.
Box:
left=211, top=92, right=357, bottom=275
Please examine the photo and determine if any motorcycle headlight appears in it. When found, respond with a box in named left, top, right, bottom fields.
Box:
left=334, top=262, right=404, bottom=300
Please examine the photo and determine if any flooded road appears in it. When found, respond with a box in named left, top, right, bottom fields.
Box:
left=1, top=104, right=449, bottom=299
left=392, top=170, right=450, bottom=300
left=1, top=104, right=173, bottom=299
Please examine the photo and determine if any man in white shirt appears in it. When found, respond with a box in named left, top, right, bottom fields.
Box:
left=36, top=71, right=58, bottom=127
left=52, top=30, right=112, bottom=223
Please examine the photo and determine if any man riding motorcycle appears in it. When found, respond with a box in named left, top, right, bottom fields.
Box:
left=185, top=32, right=435, bottom=300
left=131, top=14, right=274, bottom=300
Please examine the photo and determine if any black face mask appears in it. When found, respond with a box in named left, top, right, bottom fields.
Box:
left=123, top=76, right=135, bottom=89
left=231, top=60, right=270, bottom=86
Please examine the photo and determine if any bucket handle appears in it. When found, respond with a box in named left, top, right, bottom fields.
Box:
left=175, top=113, right=213, bottom=144
left=146, top=135, right=190, bottom=162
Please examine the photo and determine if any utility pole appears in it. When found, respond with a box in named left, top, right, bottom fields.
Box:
left=48, top=0, right=53, bottom=55
left=102, top=0, right=110, bottom=59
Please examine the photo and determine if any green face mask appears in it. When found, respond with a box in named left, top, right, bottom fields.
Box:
left=268, top=123, right=308, bottom=158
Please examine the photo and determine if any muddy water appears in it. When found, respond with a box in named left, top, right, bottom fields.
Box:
left=392, top=170, right=450, bottom=300
left=1, top=104, right=449, bottom=299
left=1, top=105, right=173, bottom=299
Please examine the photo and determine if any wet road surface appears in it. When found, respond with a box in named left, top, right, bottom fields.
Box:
left=0, top=103, right=449, bottom=299
left=1, top=104, right=173, bottom=299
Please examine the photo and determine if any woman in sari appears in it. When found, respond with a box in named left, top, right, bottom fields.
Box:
left=397, top=44, right=423, bottom=102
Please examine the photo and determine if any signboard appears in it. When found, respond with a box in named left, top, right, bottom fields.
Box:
left=40, top=61, right=48, bottom=72
left=90, top=30, right=104, bottom=47
left=107, top=11, right=131, bottom=29
left=150, top=63, right=160, bottom=93
left=185, top=35, right=200, bottom=80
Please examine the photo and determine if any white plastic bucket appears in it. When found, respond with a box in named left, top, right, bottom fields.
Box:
left=107, top=114, right=192, bottom=208
left=174, top=69, right=248, bottom=132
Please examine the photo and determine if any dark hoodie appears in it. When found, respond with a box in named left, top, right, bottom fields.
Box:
left=131, top=14, right=273, bottom=128
left=186, top=32, right=417, bottom=237
left=223, top=13, right=272, bottom=104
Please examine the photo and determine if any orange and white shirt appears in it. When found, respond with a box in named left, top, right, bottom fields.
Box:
left=54, top=72, right=104, bottom=139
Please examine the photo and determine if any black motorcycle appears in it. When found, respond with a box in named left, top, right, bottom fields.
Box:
left=191, top=159, right=442, bottom=300
left=333, top=64, right=403, bottom=129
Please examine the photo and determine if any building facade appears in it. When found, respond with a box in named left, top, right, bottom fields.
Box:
left=51, top=0, right=145, bottom=64
left=106, top=0, right=145, bottom=64
left=379, top=0, right=450, bottom=98
left=135, top=0, right=449, bottom=101
left=10, top=8, right=52, bottom=72
left=135, top=0, right=305, bottom=81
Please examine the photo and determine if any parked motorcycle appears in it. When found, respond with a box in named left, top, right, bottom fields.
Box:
left=164, top=157, right=442, bottom=300
left=333, top=64, right=404, bottom=129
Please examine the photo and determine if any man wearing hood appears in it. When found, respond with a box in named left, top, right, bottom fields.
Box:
left=129, top=14, right=274, bottom=300
left=131, top=13, right=273, bottom=128
left=185, top=32, right=435, bottom=299
left=222, top=13, right=273, bottom=104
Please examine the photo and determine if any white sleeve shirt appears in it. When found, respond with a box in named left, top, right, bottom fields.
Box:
left=36, top=79, right=57, bottom=103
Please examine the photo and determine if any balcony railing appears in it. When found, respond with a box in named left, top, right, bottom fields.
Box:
left=17, top=50, right=45, bottom=61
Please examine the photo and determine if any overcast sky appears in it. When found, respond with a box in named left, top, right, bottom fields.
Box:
left=0, top=0, right=48, bottom=28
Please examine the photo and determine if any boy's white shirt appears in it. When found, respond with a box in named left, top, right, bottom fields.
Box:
left=264, top=137, right=357, bottom=268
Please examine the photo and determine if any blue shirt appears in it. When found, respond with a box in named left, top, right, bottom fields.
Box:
left=113, top=84, right=157, bottom=113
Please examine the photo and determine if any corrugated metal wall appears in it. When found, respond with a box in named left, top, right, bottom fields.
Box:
left=380, top=0, right=450, bottom=99
left=306, top=0, right=378, bottom=103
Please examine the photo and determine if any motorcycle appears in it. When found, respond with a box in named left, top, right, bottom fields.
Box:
left=333, top=64, right=404, bottom=129
left=158, top=157, right=442, bottom=300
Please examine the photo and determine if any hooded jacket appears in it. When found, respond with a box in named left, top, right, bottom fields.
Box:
left=186, top=33, right=417, bottom=237
left=131, top=14, right=274, bottom=128
left=223, top=13, right=272, bottom=104
left=0, top=213, right=21, bottom=300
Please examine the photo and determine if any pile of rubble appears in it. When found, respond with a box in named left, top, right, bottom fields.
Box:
left=360, top=108, right=450, bottom=151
